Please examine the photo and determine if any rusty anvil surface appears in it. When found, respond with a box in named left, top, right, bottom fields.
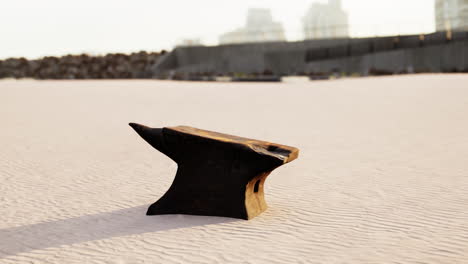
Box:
left=129, top=123, right=299, bottom=220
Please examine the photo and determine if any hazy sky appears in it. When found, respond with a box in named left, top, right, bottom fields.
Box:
left=1, top=0, right=435, bottom=59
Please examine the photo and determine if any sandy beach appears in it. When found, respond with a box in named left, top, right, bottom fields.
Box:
left=1, top=74, right=468, bottom=263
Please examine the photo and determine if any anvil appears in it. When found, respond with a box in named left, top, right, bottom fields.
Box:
left=130, top=123, right=299, bottom=220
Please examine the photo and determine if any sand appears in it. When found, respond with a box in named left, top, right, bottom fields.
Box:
left=1, top=74, right=467, bottom=263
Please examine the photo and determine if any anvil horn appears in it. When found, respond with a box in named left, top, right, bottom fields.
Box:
left=129, top=123, right=168, bottom=156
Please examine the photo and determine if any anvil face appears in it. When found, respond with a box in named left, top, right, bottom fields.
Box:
left=130, top=123, right=299, bottom=220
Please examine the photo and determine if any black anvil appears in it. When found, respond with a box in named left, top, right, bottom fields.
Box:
left=130, top=123, right=299, bottom=220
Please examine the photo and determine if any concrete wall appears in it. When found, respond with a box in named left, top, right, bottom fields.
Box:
left=153, top=32, right=468, bottom=77
left=305, top=40, right=468, bottom=74
left=153, top=38, right=351, bottom=75
left=303, top=32, right=468, bottom=63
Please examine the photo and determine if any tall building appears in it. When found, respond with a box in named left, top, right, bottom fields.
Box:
left=302, top=0, right=349, bottom=39
left=435, top=0, right=468, bottom=31
left=219, top=8, right=286, bottom=45
left=176, top=38, right=203, bottom=47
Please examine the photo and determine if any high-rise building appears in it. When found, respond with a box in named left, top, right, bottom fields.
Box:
left=435, top=0, right=468, bottom=31
left=302, top=0, right=349, bottom=39
left=176, top=38, right=203, bottom=47
left=219, top=8, right=286, bottom=45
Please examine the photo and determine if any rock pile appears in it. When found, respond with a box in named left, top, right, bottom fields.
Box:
left=0, top=51, right=164, bottom=79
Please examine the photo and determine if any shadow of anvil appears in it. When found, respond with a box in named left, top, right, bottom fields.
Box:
left=129, top=123, right=299, bottom=220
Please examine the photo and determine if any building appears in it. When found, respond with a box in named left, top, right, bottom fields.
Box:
left=302, top=0, right=349, bottom=39
left=219, top=8, right=286, bottom=45
left=176, top=38, right=203, bottom=47
left=435, top=0, right=468, bottom=32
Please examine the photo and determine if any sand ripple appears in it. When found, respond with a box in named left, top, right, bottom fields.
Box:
left=1, top=75, right=468, bottom=263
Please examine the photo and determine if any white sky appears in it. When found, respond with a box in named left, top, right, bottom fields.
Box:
left=0, top=0, right=435, bottom=59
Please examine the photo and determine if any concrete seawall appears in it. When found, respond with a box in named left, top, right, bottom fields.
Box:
left=153, top=39, right=352, bottom=76
left=305, top=40, right=468, bottom=74
left=154, top=32, right=468, bottom=77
